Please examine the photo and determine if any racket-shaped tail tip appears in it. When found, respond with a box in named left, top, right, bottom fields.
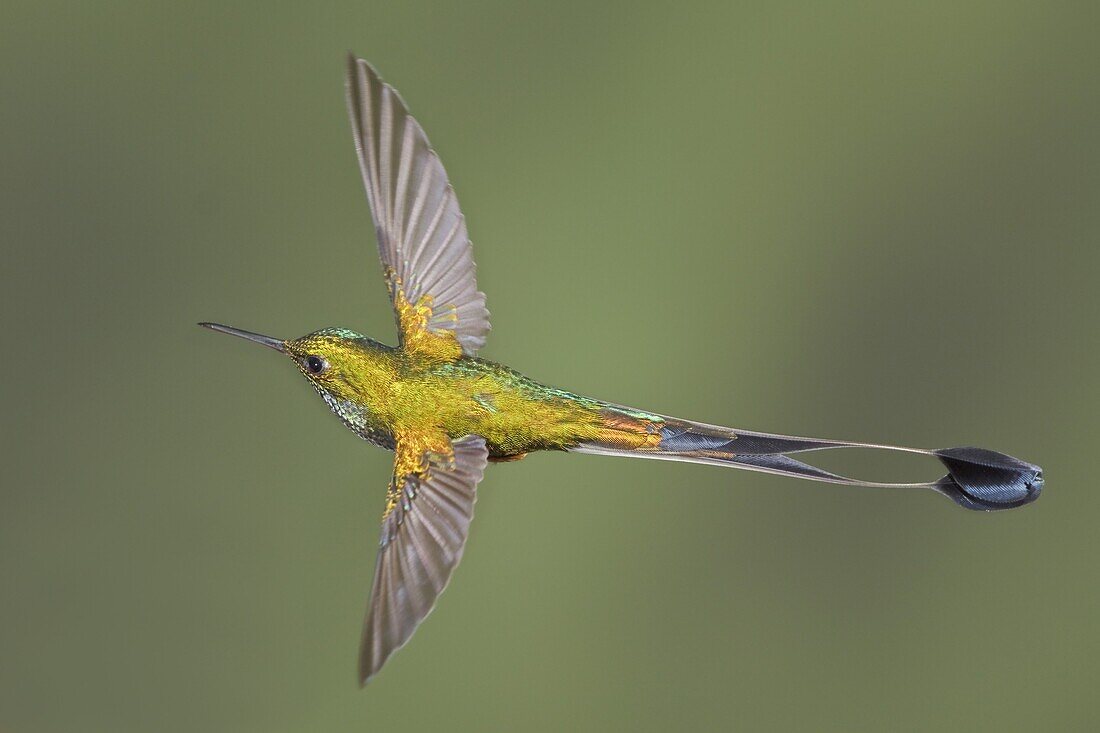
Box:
left=933, top=447, right=1043, bottom=511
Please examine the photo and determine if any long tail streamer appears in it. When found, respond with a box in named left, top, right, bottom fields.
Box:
left=574, top=410, right=1043, bottom=511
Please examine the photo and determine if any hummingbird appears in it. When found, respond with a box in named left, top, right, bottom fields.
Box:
left=201, top=55, right=1043, bottom=685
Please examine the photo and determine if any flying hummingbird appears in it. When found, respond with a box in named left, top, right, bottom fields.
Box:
left=201, top=55, right=1043, bottom=685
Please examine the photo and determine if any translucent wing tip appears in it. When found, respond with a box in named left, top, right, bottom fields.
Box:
left=933, top=447, right=1043, bottom=511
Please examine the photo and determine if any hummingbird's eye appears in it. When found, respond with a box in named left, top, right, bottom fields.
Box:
left=305, top=355, right=328, bottom=374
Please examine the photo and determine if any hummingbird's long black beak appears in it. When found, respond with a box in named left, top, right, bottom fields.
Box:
left=198, top=322, right=287, bottom=352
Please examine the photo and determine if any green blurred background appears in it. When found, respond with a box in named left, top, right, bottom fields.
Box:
left=2, top=1, right=1097, bottom=730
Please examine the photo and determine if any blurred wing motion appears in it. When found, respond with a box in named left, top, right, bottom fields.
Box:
left=347, top=55, right=490, bottom=355
left=360, top=435, right=489, bottom=685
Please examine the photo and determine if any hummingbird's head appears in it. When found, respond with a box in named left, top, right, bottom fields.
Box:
left=283, top=327, right=378, bottom=390
left=198, top=323, right=387, bottom=408
left=200, top=322, right=397, bottom=440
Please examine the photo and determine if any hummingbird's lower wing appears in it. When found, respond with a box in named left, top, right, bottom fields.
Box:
left=360, top=434, right=489, bottom=685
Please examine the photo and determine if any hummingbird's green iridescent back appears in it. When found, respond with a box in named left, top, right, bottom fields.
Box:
left=200, top=55, right=1043, bottom=687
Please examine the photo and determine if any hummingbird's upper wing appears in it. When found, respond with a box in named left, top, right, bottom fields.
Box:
left=360, top=434, right=489, bottom=685
left=346, top=55, right=490, bottom=356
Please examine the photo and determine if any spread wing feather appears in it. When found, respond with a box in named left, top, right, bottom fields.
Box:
left=346, top=56, right=490, bottom=354
left=359, top=435, right=489, bottom=684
